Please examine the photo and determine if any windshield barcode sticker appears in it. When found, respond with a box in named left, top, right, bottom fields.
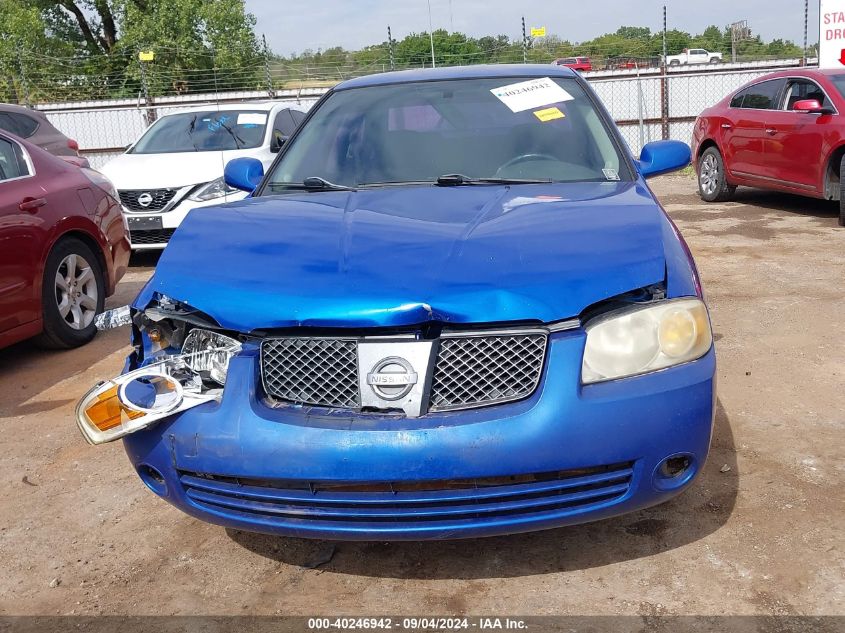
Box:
left=491, top=77, right=574, bottom=113
left=237, top=113, right=267, bottom=125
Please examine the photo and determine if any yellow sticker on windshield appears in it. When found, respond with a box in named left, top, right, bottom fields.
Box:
left=534, top=107, right=565, bottom=122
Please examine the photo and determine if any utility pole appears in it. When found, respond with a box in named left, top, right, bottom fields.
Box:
left=803, top=0, right=809, bottom=66
left=522, top=17, right=528, bottom=64
left=388, top=26, right=396, bottom=71
left=15, top=43, right=30, bottom=106
left=427, top=0, right=436, bottom=68
left=137, top=50, right=155, bottom=126
left=661, top=6, right=669, bottom=141
left=262, top=34, right=275, bottom=97
left=449, top=0, right=454, bottom=31
left=730, top=20, right=752, bottom=64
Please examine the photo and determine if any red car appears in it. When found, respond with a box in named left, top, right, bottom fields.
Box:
left=692, top=68, right=845, bottom=226
left=0, top=131, right=130, bottom=349
left=553, top=57, right=592, bottom=72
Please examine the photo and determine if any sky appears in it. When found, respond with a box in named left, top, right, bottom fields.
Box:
left=246, top=0, right=821, bottom=56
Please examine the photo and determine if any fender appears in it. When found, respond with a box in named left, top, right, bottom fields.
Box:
left=37, top=214, right=114, bottom=299
left=821, top=142, right=845, bottom=200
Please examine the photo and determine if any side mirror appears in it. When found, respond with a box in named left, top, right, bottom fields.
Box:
left=224, top=157, right=264, bottom=193
left=270, top=130, right=288, bottom=153
left=638, top=140, right=691, bottom=179
left=792, top=99, right=833, bottom=115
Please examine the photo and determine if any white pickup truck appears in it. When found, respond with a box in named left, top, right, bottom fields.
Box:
left=666, top=48, right=723, bottom=66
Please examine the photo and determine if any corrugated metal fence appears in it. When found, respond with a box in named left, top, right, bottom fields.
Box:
left=32, top=60, right=809, bottom=170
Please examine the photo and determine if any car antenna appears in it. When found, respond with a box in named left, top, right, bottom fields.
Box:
left=210, top=45, right=225, bottom=185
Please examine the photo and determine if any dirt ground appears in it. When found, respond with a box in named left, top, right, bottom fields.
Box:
left=0, top=175, right=842, bottom=619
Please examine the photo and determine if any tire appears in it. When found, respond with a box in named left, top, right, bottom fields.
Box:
left=839, top=155, right=845, bottom=227
left=698, top=147, right=736, bottom=203
left=35, top=238, right=105, bottom=349
left=669, top=60, right=680, bottom=67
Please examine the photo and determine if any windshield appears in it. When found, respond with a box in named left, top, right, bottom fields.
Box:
left=130, top=110, right=268, bottom=154
left=264, top=77, right=629, bottom=191
left=827, top=74, right=845, bottom=101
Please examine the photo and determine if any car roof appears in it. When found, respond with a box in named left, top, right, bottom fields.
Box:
left=335, top=64, right=578, bottom=91
left=0, top=102, right=47, bottom=119
left=748, top=68, right=845, bottom=80
left=159, top=101, right=302, bottom=116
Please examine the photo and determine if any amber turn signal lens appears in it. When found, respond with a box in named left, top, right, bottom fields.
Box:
left=84, top=385, right=145, bottom=432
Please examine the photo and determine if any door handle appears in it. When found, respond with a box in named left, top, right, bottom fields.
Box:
left=19, top=197, right=47, bottom=212
left=765, top=128, right=777, bottom=135
left=721, top=123, right=732, bottom=129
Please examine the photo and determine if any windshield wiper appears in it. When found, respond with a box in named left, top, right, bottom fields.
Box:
left=187, top=115, right=200, bottom=152
left=219, top=121, right=245, bottom=149
left=269, top=177, right=357, bottom=192
left=435, top=174, right=553, bottom=186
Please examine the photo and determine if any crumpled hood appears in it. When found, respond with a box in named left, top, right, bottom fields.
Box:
left=136, top=182, right=671, bottom=331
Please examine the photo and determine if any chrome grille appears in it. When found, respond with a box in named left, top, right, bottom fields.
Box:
left=260, top=331, right=548, bottom=413
left=261, top=338, right=359, bottom=408
left=429, top=333, right=547, bottom=411
left=118, top=188, right=177, bottom=212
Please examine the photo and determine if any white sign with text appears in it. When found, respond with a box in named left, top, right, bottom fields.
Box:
left=820, top=0, right=845, bottom=69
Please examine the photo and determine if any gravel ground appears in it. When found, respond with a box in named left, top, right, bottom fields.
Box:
left=0, top=175, right=842, bottom=620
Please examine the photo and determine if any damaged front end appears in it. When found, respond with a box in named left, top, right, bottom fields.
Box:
left=77, top=296, right=244, bottom=445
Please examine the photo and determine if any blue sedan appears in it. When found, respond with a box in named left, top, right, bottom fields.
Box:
left=77, top=65, right=715, bottom=541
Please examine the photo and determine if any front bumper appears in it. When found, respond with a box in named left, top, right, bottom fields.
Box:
left=122, top=330, right=716, bottom=540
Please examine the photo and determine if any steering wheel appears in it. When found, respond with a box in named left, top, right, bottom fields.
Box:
left=496, top=153, right=560, bottom=176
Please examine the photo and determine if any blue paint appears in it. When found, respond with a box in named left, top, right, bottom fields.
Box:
left=121, top=65, right=713, bottom=540
left=638, top=140, right=692, bottom=178
left=135, top=181, right=668, bottom=331
left=207, top=114, right=230, bottom=132
left=223, top=157, right=263, bottom=194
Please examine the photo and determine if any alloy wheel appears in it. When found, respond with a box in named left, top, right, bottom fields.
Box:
left=699, top=154, right=719, bottom=196
left=55, top=253, right=98, bottom=330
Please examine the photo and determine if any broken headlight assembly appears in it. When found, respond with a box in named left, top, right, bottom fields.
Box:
left=581, top=298, right=712, bottom=384
left=76, top=327, right=242, bottom=445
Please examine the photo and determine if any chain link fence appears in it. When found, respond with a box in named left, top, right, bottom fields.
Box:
left=30, top=61, right=808, bottom=169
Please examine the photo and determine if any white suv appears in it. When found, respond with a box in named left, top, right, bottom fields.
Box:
left=101, top=102, right=307, bottom=250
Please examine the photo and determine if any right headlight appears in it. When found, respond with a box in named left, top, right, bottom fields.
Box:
left=582, top=298, right=712, bottom=384
left=76, top=327, right=242, bottom=445
left=187, top=177, right=239, bottom=202
left=180, top=328, right=242, bottom=385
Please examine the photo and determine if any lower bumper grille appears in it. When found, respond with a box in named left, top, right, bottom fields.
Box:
left=178, top=462, right=634, bottom=525
left=129, top=228, right=176, bottom=245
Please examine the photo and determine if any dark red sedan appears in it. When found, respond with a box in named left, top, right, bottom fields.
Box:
left=692, top=69, right=845, bottom=226
left=0, top=131, right=130, bottom=349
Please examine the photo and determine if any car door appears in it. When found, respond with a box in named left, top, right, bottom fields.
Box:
left=0, top=136, right=42, bottom=333
left=762, top=78, right=834, bottom=190
left=721, top=78, right=786, bottom=181
left=689, top=49, right=708, bottom=64
left=269, top=108, right=299, bottom=156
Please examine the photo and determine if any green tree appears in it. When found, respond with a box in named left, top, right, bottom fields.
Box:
left=0, top=0, right=75, bottom=102
left=691, top=25, right=727, bottom=54
left=616, top=26, right=651, bottom=40
left=3, top=0, right=261, bottom=100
